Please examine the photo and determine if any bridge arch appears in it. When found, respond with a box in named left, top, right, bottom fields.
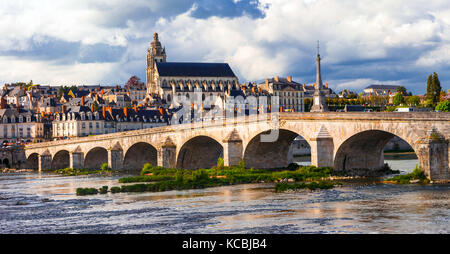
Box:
left=123, top=142, right=158, bottom=170
left=176, top=135, right=223, bottom=169
left=51, top=150, right=70, bottom=170
left=244, top=129, right=309, bottom=169
left=334, top=129, right=418, bottom=171
left=26, top=153, right=39, bottom=170
left=84, top=147, right=108, bottom=170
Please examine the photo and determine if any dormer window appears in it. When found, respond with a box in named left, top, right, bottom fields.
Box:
left=19, top=116, right=23, bottom=123
left=94, top=112, right=99, bottom=120
left=81, top=112, right=85, bottom=120
left=11, top=117, right=15, bottom=123
left=27, top=116, right=31, bottom=122
left=87, top=112, right=92, bottom=120
left=3, top=117, right=7, bottom=123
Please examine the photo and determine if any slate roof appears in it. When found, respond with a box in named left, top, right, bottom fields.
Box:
left=155, top=62, right=237, bottom=78
left=365, top=84, right=400, bottom=90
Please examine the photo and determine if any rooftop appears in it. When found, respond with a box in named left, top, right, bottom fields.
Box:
left=155, top=62, right=237, bottom=78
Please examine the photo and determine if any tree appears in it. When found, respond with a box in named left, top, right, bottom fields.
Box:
left=393, top=93, right=405, bottom=106
left=426, top=72, right=442, bottom=106
left=92, top=101, right=99, bottom=111
left=125, top=75, right=144, bottom=89
left=407, top=95, right=420, bottom=106
left=435, top=100, right=450, bottom=112
left=396, top=86, right=407, bottom=95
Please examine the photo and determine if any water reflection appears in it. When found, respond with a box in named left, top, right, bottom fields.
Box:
left=0, top=156, right=448, bottom=234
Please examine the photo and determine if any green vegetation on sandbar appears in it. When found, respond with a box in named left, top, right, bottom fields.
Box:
left=76, top=187, right=99, bottom=196
left=275, top=181, right=342, bottom=192
left=76, top=161, right=342, bottom=195
left=54, top=167, right=115, bottom=176
left=384, top=166, right=430, bottom=184
left=118, top=162, right=335, bottom=184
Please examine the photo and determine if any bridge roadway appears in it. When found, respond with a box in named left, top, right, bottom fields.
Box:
left=24, top=112, right=450, bottom=181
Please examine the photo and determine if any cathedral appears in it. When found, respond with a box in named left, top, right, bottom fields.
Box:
left=146, top=33, right=240, bottom=104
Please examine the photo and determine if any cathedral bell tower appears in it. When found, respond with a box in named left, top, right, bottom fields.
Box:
left=310, top=41, right=329, bottom=113
left=146, top=32, right=167, bottom=95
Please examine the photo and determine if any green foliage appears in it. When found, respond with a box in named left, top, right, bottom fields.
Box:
left=140, top=163, right=154, bottom=176
left=393, top=93, right=405, bottom=106
left=407, top=95, right=420, bottom=106
left=435, top=100, right=450, bottom=112
left=58, top=85, right=77, bottom=97
left=100, top=163, right=110, bottom=171
left=192, top=169, right=209, bottom=182
left=385, top=165, right=429, bottom=184
left=76, top=188, right=99, bottom=196
left=424, top=98, right=434, bottom=108
left=426, top=72, right=442, bottom=106
left=216, top=157, right=224, bottom=170
left=99, top=186, right=108, bottom=194
left=119, top=175, right=175, bottom=183
left=54, top=167, right=113, bottom=176
left=110, top=187, right=121, bottom=193
left=385, top=106, right=396, bottom=112
left=238, top=159, right=246, bottom=170
left=175, top=170, right=185, bottom=183
left=92, top=101, right=99, bottom=111
left=275, top=181, right=339, bottom=192
left=396, top=86, right=407, bottom=95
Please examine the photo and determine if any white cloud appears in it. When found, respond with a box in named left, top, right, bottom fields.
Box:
left=0, top=56, right=119, bottom=85
left=0, top=0, right=449, bottom=92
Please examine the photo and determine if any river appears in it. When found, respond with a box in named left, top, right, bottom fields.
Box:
left=0, top=154, right=448, bottom=234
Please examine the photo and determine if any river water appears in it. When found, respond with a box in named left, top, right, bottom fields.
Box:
left=0, top=154, right=448, bottom=234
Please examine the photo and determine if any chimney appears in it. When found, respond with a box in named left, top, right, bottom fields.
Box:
left=274, top=76, right=279, bottom=82
left=287, top=76, right=292, bottom=82
left=123, top=107, right=127, bottom=118
left=91, top=104, right=94, bottom=112
left=325, top=82, right=328, bottom=88
left=81, top=96, right=85, bottom=106
left=62, top=105, right=67, bottom=113
left=102, top=106, right=106, bottom=118
left=265, top=79, right=268, bottom=86
left=0, top=97, right=6, bottom=109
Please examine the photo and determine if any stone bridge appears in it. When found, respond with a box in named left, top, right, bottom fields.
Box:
left=24, top=112, right=450, bottom=181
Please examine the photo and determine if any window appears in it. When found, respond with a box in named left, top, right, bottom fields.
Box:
left=89, top=122, right=93, bottom=129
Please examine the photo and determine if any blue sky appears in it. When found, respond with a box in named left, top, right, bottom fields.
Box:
left=0, top=0, right=449, bottom=94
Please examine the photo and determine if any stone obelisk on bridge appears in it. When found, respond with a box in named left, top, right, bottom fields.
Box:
left=310, top=41, right=329, bottom=113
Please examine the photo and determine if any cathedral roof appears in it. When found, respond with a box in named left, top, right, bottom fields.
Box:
left=155, top=62, right=237, bottom=78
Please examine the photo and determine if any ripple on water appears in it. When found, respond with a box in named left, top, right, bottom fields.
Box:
left=0, top=171, right=449, bottom=234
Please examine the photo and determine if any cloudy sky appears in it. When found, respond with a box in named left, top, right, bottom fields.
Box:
left=0, top=0, right=449, bottom=94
